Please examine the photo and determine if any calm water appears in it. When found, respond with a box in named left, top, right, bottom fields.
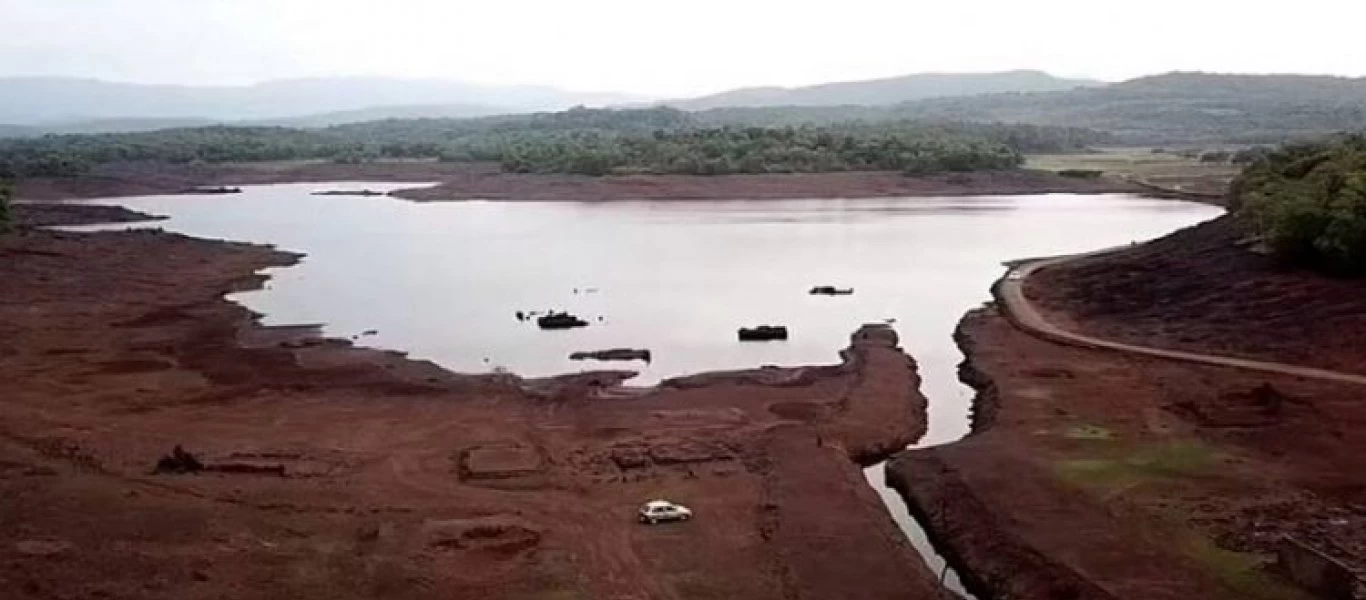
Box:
left=89, top=182, right=1219, bottom=444
left=84, top=182, right=1221, bottom=596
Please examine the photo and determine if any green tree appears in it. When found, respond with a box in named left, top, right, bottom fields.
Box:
left=0, top=183, right=12, bottom=233
left=1234, top=134, right=1366, bottom=273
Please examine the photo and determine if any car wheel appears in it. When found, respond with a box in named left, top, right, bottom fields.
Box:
left=681, top=514, right=690, bottom=521
left=648, top=517, right=657, bottom=525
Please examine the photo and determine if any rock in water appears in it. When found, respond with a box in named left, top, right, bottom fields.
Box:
left=738, top=325, right=789, bottom=341
left=537, top=312, right=589, bottom=329
left=569, top=348, right=652, bottom=362
left=809, top=286, right=854, bottom=296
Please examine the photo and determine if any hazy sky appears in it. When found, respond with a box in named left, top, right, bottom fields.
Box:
left=2, top=0, right=1363, bottom=96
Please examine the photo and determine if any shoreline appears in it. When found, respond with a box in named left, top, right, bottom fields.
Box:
left=0, top=207, right=951, bottom=599
left=12, top=160, right=1159, bottom=203
left=888, top=230, right=1366, bottom=600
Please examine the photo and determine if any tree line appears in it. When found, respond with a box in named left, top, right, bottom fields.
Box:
left=0, top=106, right=1107, bottom=178
left=1232, top=134, right=1366, bottom=274
left=0, top=183, right=11, bottom=233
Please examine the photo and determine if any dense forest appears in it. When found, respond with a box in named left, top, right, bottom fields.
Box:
left=0, top=106, right=1108, bottom=178
left=1233, top=134, right=1366, bottom=273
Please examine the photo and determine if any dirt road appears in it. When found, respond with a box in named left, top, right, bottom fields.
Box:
left=1001, top=252, right=1366, bottom=386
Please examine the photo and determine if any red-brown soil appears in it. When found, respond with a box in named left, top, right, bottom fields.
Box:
left=12, top=201, right=161, bottom=227
left=889, top=222, right=1366, bottom=599
left=892, top=308, right=1366, bottom=599
left=0, top=221, right=949, bottom=599
left=1025, top=214, right=1366, bottom=374
left=13, top=160, right=1145, bottom=203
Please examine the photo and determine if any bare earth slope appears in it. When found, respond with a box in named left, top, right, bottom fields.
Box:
left=889, top=219, right=1366, bottom=599
left=1025, top=214, right=1366, bottom=373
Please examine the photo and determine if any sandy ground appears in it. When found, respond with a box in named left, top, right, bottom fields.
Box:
left=0, top=205, right=951, bottom=600
left=13, top=160, right=1146, bottom=203
left=888, top=221, right=1366, bottom=599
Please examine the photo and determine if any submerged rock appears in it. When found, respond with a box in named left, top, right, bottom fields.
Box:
left=537, top=312, right=589, bottom=330
left=310, top=190, right=387, bottom=197
left=569, top=348, right=652, bottom=362
left=809, top=286, right=854, bottom=296
left=738, top=325, right=789, bottom=341
left=180, top=186, right=241, bottom=195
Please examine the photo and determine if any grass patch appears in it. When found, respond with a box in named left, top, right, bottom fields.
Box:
left=1054, top=440, right=1218, bottom=493
left=1180, top=534, right=1311, bottom=600
left=1027, top=149, right=1239, bottom=195
left=1063, top=424, right=1114, bottom=440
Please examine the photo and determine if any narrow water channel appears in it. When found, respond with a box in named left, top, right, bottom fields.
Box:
left=72, top=184, right=1220, bottom=597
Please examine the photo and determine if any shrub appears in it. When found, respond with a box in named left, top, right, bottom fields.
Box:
left=1233, top=135, right=1366, bottom=273
left=0, top=184, right=11, bottom=233
left=1057, top=169, right=1104, bottom=179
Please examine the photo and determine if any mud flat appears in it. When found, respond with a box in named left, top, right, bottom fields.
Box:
left=888, top=221, right=1366, bottom=600
left=15, top=160, right=1144, bottom=202
left=0, top=214, right=949, bottom=598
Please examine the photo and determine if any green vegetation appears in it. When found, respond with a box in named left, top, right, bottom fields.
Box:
left=1027, top=149, right=1241, bottom=196
left=1053, top=440, right=1218, bottom=493
left=1233, top=134, right=1366, bottom=273
left=1180, top=534, right=1311, bottom=600
left=0, top=183, right=11, bottom=233
left=1062, top=424, right=1114, bottom=440
left=494, top=127, right=1023, bottom=175
left=0, top=106, right=1112, bottom=178
left=1056, top=169, right=1104, bottom=179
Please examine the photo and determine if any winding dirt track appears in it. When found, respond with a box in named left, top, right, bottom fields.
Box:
left=1002, top=252, right=1366, bottom=387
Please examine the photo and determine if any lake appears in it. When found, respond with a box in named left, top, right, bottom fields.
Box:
left=82, top=182, right=1222, bottom=595
left=88, top=182, right=1220, bottom=445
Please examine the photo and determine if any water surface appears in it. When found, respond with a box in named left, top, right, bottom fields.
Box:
left=93, top=182, right=1219, bottom=444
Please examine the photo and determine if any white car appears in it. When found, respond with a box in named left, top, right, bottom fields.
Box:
left=638, top=500, right=693, bottom=524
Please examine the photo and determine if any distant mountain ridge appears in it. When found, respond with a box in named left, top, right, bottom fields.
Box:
left=4, top=72, right=1366, bottom=146
left=888, top=71, right=1366, bottom=144
left=667, top=70, right=1101, bottom=110
left=0, top=76, right=641, bottom=126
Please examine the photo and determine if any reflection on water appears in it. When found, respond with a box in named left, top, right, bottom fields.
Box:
left=83, top=182, right=1221, bottom=596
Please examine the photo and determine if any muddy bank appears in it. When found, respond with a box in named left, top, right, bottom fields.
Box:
left=11, top=201, right=162, bottom=228
left=391, top=167, right=1145, bottom=202
left=0, top=221, right=947, bottom=599
left=14, top=160, right=1146, bottom=203
left=888, top=292, right=1366, bottom=599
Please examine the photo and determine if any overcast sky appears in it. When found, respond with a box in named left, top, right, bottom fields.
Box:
left=2, top=0, right=1363, bottom=97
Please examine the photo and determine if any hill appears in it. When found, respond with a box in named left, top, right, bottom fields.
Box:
left=889, top=72, right=1366, bottom=144
left=261, top=104, right=511, bottom=128
left=669, top=70, right=1099, bottom=110
left=0, top=76, right=641, bottom=125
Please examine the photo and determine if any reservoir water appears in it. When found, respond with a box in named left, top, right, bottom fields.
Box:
left=81, top=182, right=1222, bottom=594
